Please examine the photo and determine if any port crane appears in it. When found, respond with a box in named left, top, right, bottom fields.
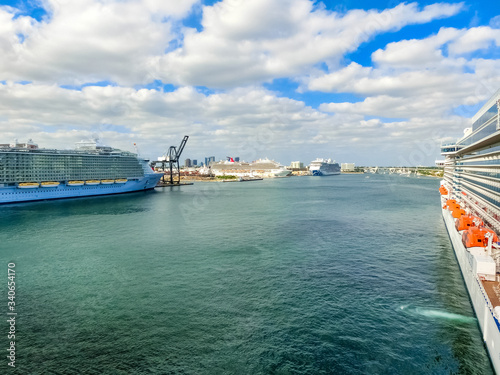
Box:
left=161, top=135, right=189, bottom=185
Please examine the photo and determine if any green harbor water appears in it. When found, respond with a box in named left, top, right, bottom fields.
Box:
left=0, top=174, right=494, bottom=374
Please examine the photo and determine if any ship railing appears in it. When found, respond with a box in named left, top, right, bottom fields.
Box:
left=491, top=245, right=500, bottom=263
left=474, top=274, right=500, bottom=325
left=459, top=149, right=500, bottom=164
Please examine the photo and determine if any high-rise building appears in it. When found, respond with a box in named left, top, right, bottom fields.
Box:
left=234, top=157, right=240, bottom=162
left=185, top=158, right=192, bottom=168
left=192, top=160, right=197, bottom=166
left=205, top=156, right=215, bottom=166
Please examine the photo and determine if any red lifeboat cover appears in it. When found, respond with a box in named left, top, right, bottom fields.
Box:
left=451, top=208, right=466, bottom=219
left=462, top=227, right=498, bottom=248
left=455, top=215, right=484, bottom=231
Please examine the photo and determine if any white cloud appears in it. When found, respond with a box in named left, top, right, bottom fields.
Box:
left=315, top=57, right=500, bottom=125
left=308, top=61, right=483, bottom=100
left=0, top=0, right=465, bottom=89
left=0, top=0, right=198, bottom=85
left=321, top=91, right=465, bottom=119
left=491, top=15, right=500, bottom=29
left=308, top=25, right=500, bottom=93
left=142, top=0, right=198, bottom=18
left=153, top=1, right=463, bottom=88
left=0, top=79, right=473, bottom=166
left=307, top=22, right=500, bottom=136
left=448, top=26, right=500, bottom=55
left=371, top=27, right=460, bottom=67
left=0, top=0, right=497, bottom=166
left=370, top=26, right=500, bottom=65
left=0, top=82, right=331, bottom=161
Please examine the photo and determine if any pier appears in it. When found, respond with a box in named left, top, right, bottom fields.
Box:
left=156, top=181, right=194, bottom=187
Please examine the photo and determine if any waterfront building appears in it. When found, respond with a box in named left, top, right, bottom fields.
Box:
left=341, top=163, right=355, bottom=172
left=290, top=161, right=304, bottom=169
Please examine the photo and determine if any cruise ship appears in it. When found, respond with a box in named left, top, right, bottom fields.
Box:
left=309, top=158, right=341, bottom=176
left=0, top=139, right=162, bottom=204
left=209, top=157, right=292, bottom=178
left=440, top=89, right=500, bottom=373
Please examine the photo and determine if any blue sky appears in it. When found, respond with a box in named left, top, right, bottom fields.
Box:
left=0, top=0, right=499, bottom=166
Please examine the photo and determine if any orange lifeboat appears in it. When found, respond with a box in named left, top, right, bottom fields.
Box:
left=439, top=186, right=448, bottom=195
left=451, top=208, right=466, bottom=219
left=443, top=199, right=457, bottom=209
left=462, top=227, right=498, bottom=248
left=448, top=203, right=461, bottom=212
left=455, top=215, right=484, bottom=231
left=445, top=200, right=457, bottom=209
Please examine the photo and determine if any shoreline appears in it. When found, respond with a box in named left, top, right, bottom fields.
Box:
left=155, top=170, right=443, bottom=185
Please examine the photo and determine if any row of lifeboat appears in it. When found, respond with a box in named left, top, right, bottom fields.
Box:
left=443, top=197, right=498, bottom=248
left=439, top=186, right=448, bottom=195
left=17, top=179, right=128, bottom=188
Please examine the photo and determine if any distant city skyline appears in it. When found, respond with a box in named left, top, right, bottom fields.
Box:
left=0, top=0, right=499, bottom=166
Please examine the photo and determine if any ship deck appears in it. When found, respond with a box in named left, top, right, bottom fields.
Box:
left=482, top=279, right=500, bottom=308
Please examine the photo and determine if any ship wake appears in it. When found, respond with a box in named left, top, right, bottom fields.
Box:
left=399, top=305, right=476, bottom=323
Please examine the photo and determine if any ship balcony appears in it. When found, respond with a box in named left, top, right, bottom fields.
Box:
left=441, top=143, right=464, bottom=155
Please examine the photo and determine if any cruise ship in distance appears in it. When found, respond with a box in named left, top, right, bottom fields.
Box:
left=309, top=158, right=341, bottom=176
left=440, top=88, right=500, bottom=373
left=0, top=139, right=162, bottom=204
left=208, top=157, right=292, bottom=178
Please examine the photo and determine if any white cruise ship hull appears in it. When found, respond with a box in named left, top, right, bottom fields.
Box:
left=442, top=208, right=500, bottom=372
left=0, top=174, right=162, bottom=204
left=311, top=169, right=341, bottom=176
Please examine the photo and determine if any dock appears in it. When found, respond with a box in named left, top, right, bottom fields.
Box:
left=156, top=181, right=194, bottom=187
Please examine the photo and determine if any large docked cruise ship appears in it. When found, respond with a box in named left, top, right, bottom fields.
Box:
left=309, top=158, right=341, bottom=176
left=0, top=139, right=162, bottom=204
left=440, top=89, right=500, bottom=373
